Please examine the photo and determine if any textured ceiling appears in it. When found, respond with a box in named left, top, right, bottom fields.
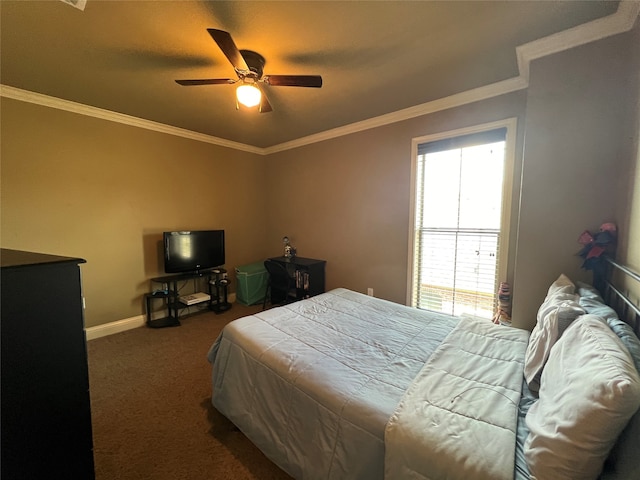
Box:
left=0, top=1, right=622, bottom=149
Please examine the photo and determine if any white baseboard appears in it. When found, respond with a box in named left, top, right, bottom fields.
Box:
left=86, top=293, right=237, bottom=340
left=86, top=315, right=146, bottom=341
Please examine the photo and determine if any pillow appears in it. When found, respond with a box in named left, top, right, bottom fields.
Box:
left=546, top=273, right=576, bottom=298
left=575, top=283, right=640, bottom=478
left=524, top=282, right=584, bottom=392
left=574, top=287, right=640, bottom=478
left=576, top=282, right=619, bottom=322
left=600, top=317, right=640, bottom=479
left=606, top=317, right=640, bottom=373
left=576, top=281, right=603, bottom=300
left=537, top=293, right=583, bottom=332
left=579, top=296, right=618, bottom=322
left=525, top=315, right=640, bottom=480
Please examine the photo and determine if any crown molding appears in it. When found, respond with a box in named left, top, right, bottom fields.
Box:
left=275, top=1, right=639, bottom=154
left=2, top=1, right=638, bottom=155
left=263, top=76, right=527, bottom=155
left=0, top=85, right=263, bottom=155
left=516, top=0, right=640, bottom=81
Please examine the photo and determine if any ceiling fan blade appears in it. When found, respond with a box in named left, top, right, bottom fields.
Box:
left=207, top=28, right=249, bottom=73
left=175, top=78, right=235, bottom=86
left=259, top=92, right=272, bottom=113
left=264, top=75, right=323, bottom=88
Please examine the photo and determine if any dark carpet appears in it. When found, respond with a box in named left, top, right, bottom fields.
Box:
left=87, top=304, right=293, bottom=479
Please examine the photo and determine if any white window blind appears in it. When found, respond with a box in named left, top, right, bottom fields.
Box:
left=412, top=128, right=506, bottom=318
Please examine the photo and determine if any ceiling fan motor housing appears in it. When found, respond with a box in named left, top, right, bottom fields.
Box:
left=175, top=29, right=322, bottom=113
left=239, top=50, right=265, bottom=79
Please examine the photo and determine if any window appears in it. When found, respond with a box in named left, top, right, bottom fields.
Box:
left=408, top=120, right=516, bottom=318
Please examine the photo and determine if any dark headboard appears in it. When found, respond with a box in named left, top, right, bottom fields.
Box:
left=597, top=257, right=640, bottom=337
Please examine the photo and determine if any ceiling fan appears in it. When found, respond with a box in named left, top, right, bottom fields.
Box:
left=175, top=29, right=323, bottom=113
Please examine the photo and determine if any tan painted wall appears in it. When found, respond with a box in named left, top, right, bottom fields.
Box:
left=263, top=25, right=639, bottom=331
left=616, top=22, right=640, bottom=306
left=512, top=25, right=639, bottom=329
left=1, top=99, right=269, bottom=327
left=263, top=92, right=527, bottom=306
left=2, top=24, right=638, bottom=331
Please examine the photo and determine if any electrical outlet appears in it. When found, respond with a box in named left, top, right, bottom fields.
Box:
left=367, top=288, right=374, bottom=296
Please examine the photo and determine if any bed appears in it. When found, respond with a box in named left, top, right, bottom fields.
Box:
left=207, top=258, right=640, bottom=480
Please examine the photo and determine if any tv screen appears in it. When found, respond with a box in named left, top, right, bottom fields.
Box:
left=163, top=230, right=225, bottom=274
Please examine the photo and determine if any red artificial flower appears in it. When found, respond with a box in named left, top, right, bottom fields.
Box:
left=586, top=245, right=605, bottom=259
left=578, top=230, right=594, bottom=245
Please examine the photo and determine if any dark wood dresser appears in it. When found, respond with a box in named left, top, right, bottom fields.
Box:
left=1, top=248, right=94, bottom=479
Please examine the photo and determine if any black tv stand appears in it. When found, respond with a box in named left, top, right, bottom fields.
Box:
left=209, top=269, right=232, bottom=314
left=146, top=269, right=231, bottom=328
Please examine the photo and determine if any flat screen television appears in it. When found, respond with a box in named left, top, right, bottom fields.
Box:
left=163, top=230, right=225, bottom=274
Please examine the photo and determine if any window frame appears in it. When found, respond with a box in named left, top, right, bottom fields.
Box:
left=406, top=118, right=518, bottom=308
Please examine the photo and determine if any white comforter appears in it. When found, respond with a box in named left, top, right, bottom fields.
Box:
left=385, top=315, right=530, bottom=480
left=208, top=288, right=460, bottom=479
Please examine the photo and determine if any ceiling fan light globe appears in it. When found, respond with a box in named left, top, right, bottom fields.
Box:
left=236, top=84, right=261, bottom=108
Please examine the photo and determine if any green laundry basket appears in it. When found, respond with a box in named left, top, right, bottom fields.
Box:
left=235, top=261, right=268, bottom=306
